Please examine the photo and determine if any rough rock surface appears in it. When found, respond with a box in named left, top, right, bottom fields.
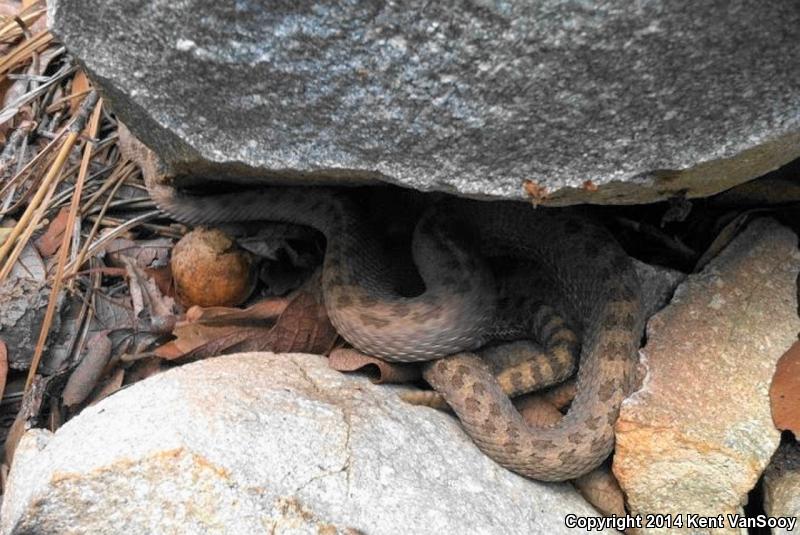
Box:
left=614, top=218, right=800, bottom=532
left=764, top=441, right=800, bottom=535
left=0, top=243, right=56, bottom=370
left=632, top=259, right=685, bottom=320
left=0, top=353, right=610, bottom=535
left=49, top=1, right=800, bottom=205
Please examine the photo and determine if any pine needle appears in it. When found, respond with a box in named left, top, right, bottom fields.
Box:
left=25, top=90, right=100, bottom=390
left=0, top=30, right=53, bottom=76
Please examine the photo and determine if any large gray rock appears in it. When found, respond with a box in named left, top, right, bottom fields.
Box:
left=0, top=353, right=610, bottom=535
left=49, top=1, right=800, bottom=205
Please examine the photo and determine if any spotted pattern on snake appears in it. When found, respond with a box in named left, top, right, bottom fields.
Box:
left=402, top=305, right=579, bottom=405
left=148, top=181, right=644, bottom=481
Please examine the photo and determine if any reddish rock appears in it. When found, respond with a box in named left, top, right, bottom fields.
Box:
left=614, top=218, right=800, bottom=531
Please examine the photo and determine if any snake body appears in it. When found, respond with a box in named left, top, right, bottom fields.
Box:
left=148, top=181, right=644, bottom=481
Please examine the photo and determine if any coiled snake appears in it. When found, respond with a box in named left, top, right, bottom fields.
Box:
left=148, top=181, right=644, bottom=481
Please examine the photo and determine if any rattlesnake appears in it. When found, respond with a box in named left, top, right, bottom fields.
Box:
left=148, top=181, right=644, bottom=481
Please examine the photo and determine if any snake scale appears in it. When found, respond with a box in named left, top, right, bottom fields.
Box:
left=148, top=181, right=644, bottom=481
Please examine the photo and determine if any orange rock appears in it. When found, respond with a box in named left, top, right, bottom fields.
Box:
left=614, top=218, right=800, bottom=531
left=171, top=228, right=255, bottom=308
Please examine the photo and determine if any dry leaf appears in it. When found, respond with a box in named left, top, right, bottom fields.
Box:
left=88, top=366, right=125, bottom=406
left=34, top=206, right=69, bottom=256
left=153, top=317, right=257, bottom=360
left=3, top=411, right=25, bottom=466
left=156, top=274, right=338, bottom=362
left=770, top=340, right=800, bottom=434
left=3, top=375, right=47, bottom=465
left=105, top=237, right=172, bottom=269
left=256, top=280, right=338, bottom=354
left=9, top=239, right=45, bottom=281
left=152, top=297, right=288, bottom=360
left=21, top=1, right=46, bottom=33
left=123, top=356, right=165, bottom=385
left=69, top=70, right=90, bottom=115
left=328, top=348, right=421, bottom=384
left=145, top=265, right=174, bottom=299
left=122, top=256, right=175, bottom=319
left=186, top=297, right=290, bottom=325
left=0, top=2, right=21, bottom=17
left=574, top=463, right=627, bottom=517
left=62, top=331, right=112, bottom=407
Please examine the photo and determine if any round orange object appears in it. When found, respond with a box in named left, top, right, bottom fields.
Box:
left=170, top=228, right=255, bottom=308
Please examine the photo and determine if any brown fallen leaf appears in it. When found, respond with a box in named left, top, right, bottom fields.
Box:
left=123, top=356, right=165, bottom=385
left=88, top=367, right=125, bottom=406
left=144, top=265, right=174, bottom=299
left=574, top=462, right=627, bottom=518
left=0, top=1, right=21, bottom=18
left=105, top=237, right=172, bottom=270
left=770, top=340, right=800, bottom=434
left=157, top=273, right=339, bottom=363
left=34, top=206, right=69, bottom=257
left=3, top=375, right=47, bottom=466
left=152, top=297, right=289, bottom=360
left=3, top=413, right=25, bottom=468
left=153, top=319, right=258, bottom=361
left=258, top=280, right=338, bottom=354
left=69, top=69, right=91, bottom=115
left=328, top=348, right=422, bottom=384
left=62, top=331, right=112, bottom=408
left=122, top=256, right=176, bottom=319
left=21, top=0, right=47, bottom=34
left=185, top=297, right=290, bottom=325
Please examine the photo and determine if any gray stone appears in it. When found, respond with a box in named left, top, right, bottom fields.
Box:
left=0, top=353, right=611, bottom=535
left=764, top=442, right=800, bottom=535
left=49, top=1, right=800, bottom=205
left=632, top=259, right=685, bottom=320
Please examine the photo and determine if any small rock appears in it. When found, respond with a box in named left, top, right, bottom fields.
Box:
left=632, top=259, right=685, bottom=319
left=171, top=228, right=256, bottom=308
left=614, top=218, right=800, bottom=532
left=0, top=353, right=610, bottom=534
left=763, top=441, right=800, bottom=535
left=50, top=1, right=800, bottom=205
